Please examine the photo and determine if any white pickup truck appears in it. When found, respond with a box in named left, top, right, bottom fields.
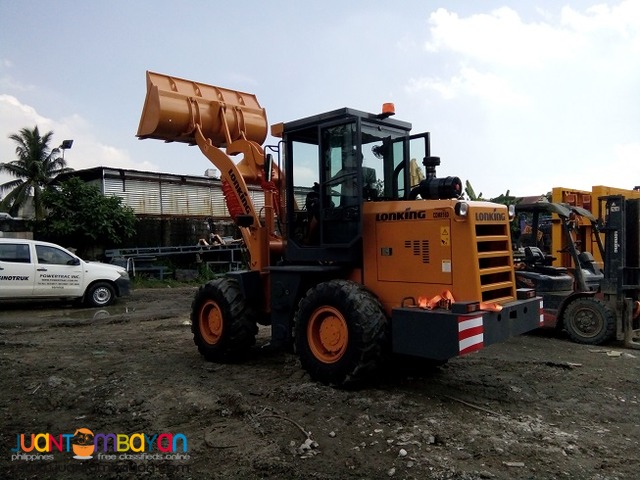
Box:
left=0, top=239, right=130, bottom=307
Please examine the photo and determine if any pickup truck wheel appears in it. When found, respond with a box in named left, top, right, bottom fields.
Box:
left=563, top=297, right=616, bottom=345
left=191, top=278, right=258, bottom=362
left=294, top=280, right=387, bottom=388
left=86, top=282, right=116, bottom=307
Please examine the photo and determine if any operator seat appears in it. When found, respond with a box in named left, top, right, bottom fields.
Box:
left=524, top=246, right=567, bottom=275
left=524, top=246, right=549, bottom=265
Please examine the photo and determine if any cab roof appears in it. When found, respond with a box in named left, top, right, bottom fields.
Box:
left=280, top=107, right=413, bottom=134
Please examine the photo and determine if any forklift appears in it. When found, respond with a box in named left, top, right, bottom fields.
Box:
left=514, top=197, right=640, bottom=347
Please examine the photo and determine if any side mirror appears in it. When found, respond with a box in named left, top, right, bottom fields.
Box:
left=264, top=154, right=273, bottom=182
left=68, top=258, right=81, bottom=266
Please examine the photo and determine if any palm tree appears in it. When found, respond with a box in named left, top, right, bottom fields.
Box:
left=0, top=126, right=73, bottom=220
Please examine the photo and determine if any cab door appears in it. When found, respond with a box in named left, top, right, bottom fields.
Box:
left=33, top=244, right=84, bottom=297
left=0, top=242, right=35, bottom=298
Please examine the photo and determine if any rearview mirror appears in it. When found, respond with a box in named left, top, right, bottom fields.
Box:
left=264, top=153, right=273, bottom=182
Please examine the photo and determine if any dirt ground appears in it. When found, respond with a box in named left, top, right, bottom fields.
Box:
left=1, top=286, right=638, bottom=480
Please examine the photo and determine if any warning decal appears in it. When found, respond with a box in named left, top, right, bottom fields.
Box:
left=440, top=226, right=450, bottom=246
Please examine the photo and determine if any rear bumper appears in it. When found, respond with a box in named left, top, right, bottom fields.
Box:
left=391, top=297, right=544, bottom=361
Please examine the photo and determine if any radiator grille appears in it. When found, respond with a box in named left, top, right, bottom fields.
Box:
left=475, top=223, right=516, bottom=303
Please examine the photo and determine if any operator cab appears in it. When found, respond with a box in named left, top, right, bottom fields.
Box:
left=274, top=107, right=430, bottom=264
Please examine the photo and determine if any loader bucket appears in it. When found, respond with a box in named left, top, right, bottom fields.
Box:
left=137, top=71, right=268, bottom=147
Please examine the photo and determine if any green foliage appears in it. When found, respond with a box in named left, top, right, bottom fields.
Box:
left=465, top=181, right=521, bottom=206
left=0, top=126, right=73, bottom=220
left=465, top=180, right=483, bottom=200
left=40, top=177, right=137, bottom=253
left=198, top=262, right=230, bottom=282
left=490, top=190, right=519, bottom=206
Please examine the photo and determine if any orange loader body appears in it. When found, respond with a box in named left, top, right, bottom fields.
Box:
left=137, top=71, right=543, bottom=387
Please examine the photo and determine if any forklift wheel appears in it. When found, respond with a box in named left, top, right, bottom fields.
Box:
left=294, top=280, right=387, bottom=387
left=191, top=278, right=258, bottom=361
left=563, top=297, right=616, bottom=345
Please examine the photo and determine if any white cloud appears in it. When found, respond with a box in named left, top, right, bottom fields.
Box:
left=0, top=74, right=35, bottom=92
left=614, top=142, right=640, bottom=162
left=0, top=94, right=49, bottom=126
left=561, top=1, right=640, bottom=35
left=425, top=7, right=584, bottom=68
left=406, top=67, right=531, bottom=107
left=0, top=95, right=157, bottom=189
left=612, top=143, right=640, bottom=189
left=538, top=142, right=640, bottom=194
left=405, top=2, right=640, bottom=198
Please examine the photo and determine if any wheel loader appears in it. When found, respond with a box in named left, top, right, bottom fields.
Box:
left=136, top=71, right=543, bottom=386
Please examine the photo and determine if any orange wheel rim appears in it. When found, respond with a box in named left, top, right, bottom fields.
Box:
left=199, top=300, right=223, bottom=345
left=307, top=306, right=348, bottom=364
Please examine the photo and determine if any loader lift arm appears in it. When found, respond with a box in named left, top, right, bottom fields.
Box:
left=136, top=71, right=283, bottom=272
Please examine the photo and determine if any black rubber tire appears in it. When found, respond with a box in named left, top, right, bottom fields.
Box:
left=563, top=297, right=616, bottom=345
left=294, top=279, right=387, bottom=387
left=191, top=277, right=258, bottom=362
left=85, top=282, right=116, bottom=307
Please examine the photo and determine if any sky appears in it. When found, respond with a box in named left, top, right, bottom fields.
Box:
left=1, top=0, right=639, bottom=200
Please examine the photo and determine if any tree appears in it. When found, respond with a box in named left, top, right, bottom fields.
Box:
left=465, top=180, right=520, bottom=206
left=464, top=180, right=484, bottom=200
left=0, top=126, right=73, bottom=220
left=40, top=177, right=137, bottom=256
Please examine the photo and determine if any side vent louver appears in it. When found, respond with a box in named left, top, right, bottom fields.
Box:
left=405, top=240, right=430, bottom=264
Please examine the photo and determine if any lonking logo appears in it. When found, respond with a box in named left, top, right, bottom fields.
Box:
left=474, top=212, right=506, bottom=222
left=10, top=428, right=189, bottom=462
left=227, top=169, right=252, bottom=215
left=376, top=209, right=427, bottom=222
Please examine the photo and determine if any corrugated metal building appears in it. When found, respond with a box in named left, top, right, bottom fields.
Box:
left=59, top=167, right=312, bottom=248
left=64, top=166, right=266, bottom=218
left=59, top=167, right=266, bottom=247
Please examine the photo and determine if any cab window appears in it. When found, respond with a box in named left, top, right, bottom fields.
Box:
left=36, top=245, right=75, bottom=265
left=0, top=243, right=31, bottom=263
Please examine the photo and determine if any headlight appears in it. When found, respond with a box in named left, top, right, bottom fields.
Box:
left=508, top=204, right=516, bottom=220
left=455, top=201, right=469, bottom=217
left=118, top=270, right=130, bottom=279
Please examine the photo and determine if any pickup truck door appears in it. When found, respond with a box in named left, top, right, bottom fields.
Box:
left=33, top=244, right=84, bottom=298
left=0, top=242, right=35, bottom=297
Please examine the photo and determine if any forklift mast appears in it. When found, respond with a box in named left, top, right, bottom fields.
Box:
left=599, top=196, right=640, bottom=293
left=599, top=195, right=640, bottom=346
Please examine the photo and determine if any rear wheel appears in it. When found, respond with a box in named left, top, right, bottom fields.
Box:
left=191, top=278, right=258, bottom=361
left=563, top=297, right=616, bottom=345
left=294, top=280, right=387, bottom=387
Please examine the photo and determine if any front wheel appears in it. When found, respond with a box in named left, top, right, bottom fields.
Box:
left=191, top=278, right=258, bottom=361
left=563, top=297, right=616, bottom=345
left=294, top=280, right=387, bottom=387
left=85, top=282, right=116, bottom=307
